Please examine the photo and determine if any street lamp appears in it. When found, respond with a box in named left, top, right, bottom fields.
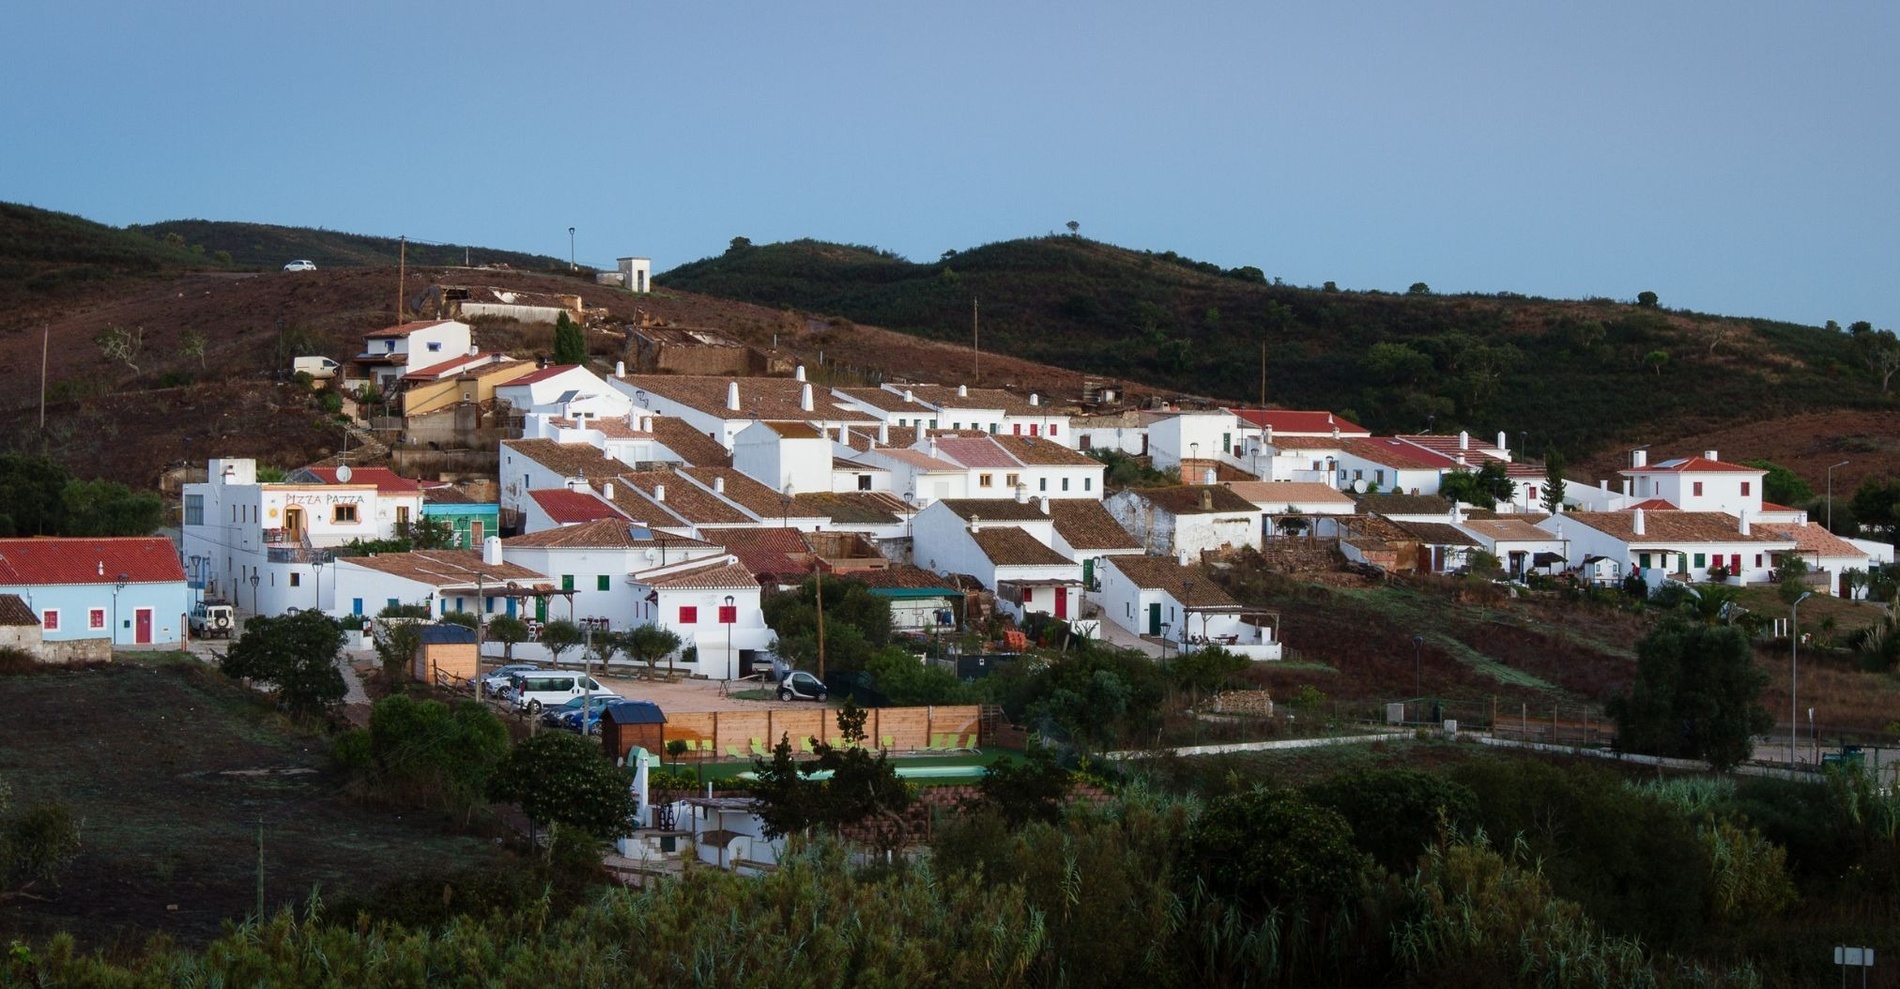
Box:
left=112, top=574, right=128, bottom=649
left=1827, top=460, right=1850, bottom=534
left=1189, top=442, right=1199, bottom=481
left=249, top=572, right=261, bottom=619
left=722, top=594, right=736, bottom=681
left=1181, top=577, right=1195, bottom=651
left=1412, top=634, right=1424, bottom=722
left=568, top=226, right=576, bottom=271
left=780, top=483, right=793, bottom=530
left=1790, top=591, right=1812, bottom=773
left=310, top=557, right=326, bottom=613
left=902, top=490, right=915, bottom=563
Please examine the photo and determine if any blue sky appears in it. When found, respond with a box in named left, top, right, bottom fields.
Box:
left=4, top=2, right=1894, bottom=329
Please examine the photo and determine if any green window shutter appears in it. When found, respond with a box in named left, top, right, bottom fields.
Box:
left=561, top=575, right=574, bottom=591
left=597, top=575, right=611, bottom=591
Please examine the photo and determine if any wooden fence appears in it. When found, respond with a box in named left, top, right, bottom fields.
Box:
left=659, top=705, right=983, bottom=760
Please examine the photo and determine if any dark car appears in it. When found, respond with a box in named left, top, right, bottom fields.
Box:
left=540, top=694, right=618, bottom=734
left=777, top=670, right=829, bottom=702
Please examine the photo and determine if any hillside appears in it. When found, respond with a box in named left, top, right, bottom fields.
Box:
left=129, top=219, right=571, bottom=272
left=661, top=236, right=1891, bottom=460
left=0, top=202, right=222, bottom=309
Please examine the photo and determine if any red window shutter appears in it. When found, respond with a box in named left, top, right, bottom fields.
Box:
left=1730, top=554, right=1740, bottom=573
left=718, top=605, right=737, bottom=623
left=89, top=609, right=105, bottom=629
left=42, top=611, right=57, bottom=631
left=1741, top=482, right=1751, bottom=496
left=1693, top=481, right=1703, bottom=496
left=679, top=605, right=698, bottom=624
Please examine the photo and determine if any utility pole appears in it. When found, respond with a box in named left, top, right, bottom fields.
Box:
left=1259, top=338, right=1267, bottom=408
left=397, top=236, right=407, bottom=320
left=814, top=567, right=827, bottom=680
left=971, top=296, right=980, bottom=384
left=39, top=324, right=48, bottom=433
left=255, top=817, right=264, bottom=921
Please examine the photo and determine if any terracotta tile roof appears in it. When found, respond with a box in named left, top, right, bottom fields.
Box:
left=1757, top=521, right=1869, bottom=559
left=620, top=375, right=878, bottom=423
left=935, top=499, right=1053, bottom=522
left=1621, top=456, right=1765, bottom=475
left=1460, top=519, right=1560, bottom=542
left=298, top=466, right=422, bottom=495
left=1343, top=437, right=1459, bottom=470
left=1395, top=521, right=1479, bottom=547
left=1104, top=556, right=1241, bottom=608
left=1564, top=511, right=1794, bottom=545
left=609, top=471, right=752, bottom=526
left=638, top=558, right=760, bottom=590
left=1048, top=500, right=1141, bottom=550
left=400, top=352, right=513, bottom=382
left=506, top=364, right=585, bottom=386
left=1357, top=492, right=1453, bottom=516
left=1072, top=410, right=1167, bottom=429
left=0, top=594, right=39, bottom=626
left=793, top=491, right=909, bottom=525
left=834, top=456, right=888, bottom=472
left=529, top=489, right=629, bottom=524
left=649, top=417, right=733, bottom=468
left=421, top=485, right=479, bottom=505
left=933, top=435, right=1021, bottom=469
left=546, top=415, right=651, bottom=439
left=834, top=387, right=937, bottom=415
left=1130, top=485, right=1260, bottom=516
left=1223, top=481, right=1355, bottom=507
left=850, top=564, right=962, bottom=590
left=0, top=537, right=185, bottom=586
left=1264, top=436, right=1351, bottom=451
left=365, top=319, right=460, bottom=340
left=875, top=447, right=964, bottom=471
left=504, top=518, right=711, bottom=550
left=903, top=384, right=1055, bottom=417
left=1231, top=409, right=1368, bottom=435
left=503, top=438, right=629, bottom=480
left=991, top=435, right=1098, bottom=467
left=1627, top=498, right=1678, bottom=511
left=755, top=420, right=824, bottom=440
left=342, top=549, right=543, bottom=585
left=971, top=527, right=1072, bottom=567
left=678, top=467, right=784, bottom=519
left=1393, top=435, right=1508, bottom=464
left=1761, top=501, right=1800, bottom=513
left=699, top=527, right=816, bottom=578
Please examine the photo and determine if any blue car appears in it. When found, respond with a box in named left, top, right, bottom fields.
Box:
left=540, top=693, right=619, bottom=734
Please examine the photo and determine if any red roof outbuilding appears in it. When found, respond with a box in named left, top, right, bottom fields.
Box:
left=0, top=537, right=187, bottom=586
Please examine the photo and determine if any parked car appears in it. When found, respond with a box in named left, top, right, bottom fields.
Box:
left=509, top=672, right=612, bottom=713
left=480, top=664, right=541, bottom=698
left=292, top=355, right=340, bottom=380
left=188, top=599, right=236, bottom=639
left=540, top=694, right=620, bottom=734
left=282, top=259, right=317, bottom=272
left=777, top=670, right=829, bottom=702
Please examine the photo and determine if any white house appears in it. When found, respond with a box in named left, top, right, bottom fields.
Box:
left=502, top=519, right=722, bottom=626
left=1148, top=410, right=1242, bottom=478
left=0, top=537, right=190, bottom=652
left=182, top=458, right=425, bottom=616
left=1103, top=485, right=1264, bottom=558
left=609, top=370, right=879, bottom=452
left=1333, top=438, right=1457, bottom=496
left=1096, top=554, right=1281, bottom=660
left=1227, top=481, right=1358, bottom=539
left=329, top=544, right=547, bottom=622
left=911, top=498, right=1057, bottom=577
left=897, top=384, right=1072, bottom=445
left=625, top=555, right=773, bottom=680
left=733, top=420, right=834, bottom=498
left=353, top=320, right=473, bottom=392
left=1046, top=499, right=1145, bottom=579
left=522, top=487, right=630, bottom=533
left=493, top=364, right=633, bottom=420
left=1457, top=518, right=1572, bottom=578
left=1071, top=409, right=1164, bottom=456
left=908, top=498, right=1080, bottom=623
left=1758, top=520, right=1889, bottom=598
left=1542, top=509, right=1796, bottom=588
left=1619, top=450, right=1766, bottom=516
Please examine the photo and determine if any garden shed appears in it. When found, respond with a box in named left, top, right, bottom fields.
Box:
left=411, top=623, right=478, bottom=686
left=603, top=700, right=668, bottom=762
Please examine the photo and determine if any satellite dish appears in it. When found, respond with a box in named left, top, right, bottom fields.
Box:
left=335, top=464, right=354, bottom=483
left=1351, top=478, right=1368, bottom=493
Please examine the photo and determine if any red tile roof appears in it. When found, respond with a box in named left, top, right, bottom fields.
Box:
left=0, top=537, right=186, bottom=585
left=365, top=319, right=460, bottom=340
left=972, top=527, right=1073, bottom=567
left=1626, top=498, right=1678, bottom=511
left=529, top=489, right=629, bottom=524
left=503, top=364, right=585, bottom=386
left=503, top=518, right=711, bottom=550
left=1393, top=435, right=1507, bottom=463
left=1103, top=556, right=1241, bottom=608
left=1231, top=409, right=1368, bottom=435
left=341, top=549, right=542, bottom=585
left=933, top=436, right=1021, bottom=470
left=1756, top=521, right=1868, bottom=560
left=638, top=558, right=759, bottom=590
left=1621, top=457, right=1765, bottom=475
left=991, top=434, right=1099, bottom=467
left=1048, top=500, right=1141, bottom=550
left=649, top=418, right=733, bottom=468
left=0, top=594, right=36, bottom=626
left=400, top=352, right=512, bottom=382
left=1343, top=438, right=1459, bottom=470
left=300, top=466, right=422, bottom=495
left=700, top=527, right=817, bottom=578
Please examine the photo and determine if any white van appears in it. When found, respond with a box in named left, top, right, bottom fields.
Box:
left=292, top=356, right=340, bottom=380
left=509, top=672, right=616, bottom=713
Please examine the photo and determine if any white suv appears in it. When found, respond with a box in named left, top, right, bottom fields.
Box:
left=282, top=259, right=317, bottom=272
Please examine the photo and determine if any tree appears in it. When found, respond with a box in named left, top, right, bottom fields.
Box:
left=487, top=615, right=529, bottom=662
left=749, top=700, right=912, bottom=853
left=1364, top=341, right=1433, bottom=387
left=93, top=324, right=144, bottom=373
left=371, top=619, right=422, bottom=688
left=1185, top=787, right=1368, bottom=914
left=1636, top=290, right=1659, bottom=308
left=727, top=236, right=753, bottom=253
left=1304, top=768, right=1477, bottom=873
left=1644, top=349, right=1669, bottom=375
left=538, top=618, right=584, bottom=667
left=1408, top=281, right=1431, bottom=295
left=1740, top=459, right=1813, bottom=506
left=1167, top=644, right=1248, bottom=697
left=402, top=515, right=457, bottom=550
left=970, top=741, right=1072, bottom=827
left=1607, top=622, right=1772, bottom=770
left=219, top=610, right=348, bottom=718
left=1439, top=461, right=1514, bottom=509
left=1853, top=327, right=1900, bottom=393
left=488, top=731, right=637, bottom=847
left=552, top=311, right=587, bottom=366
left=1065, top=220, right=1079, bottom=236
left=60, top=479, right=162, bottom=535
left=0, top=778, right=81, bottom=903
left=1541, top=448, right=1567, bottom=514
left=333, top=695, right=508, bottom=815
left=0, top=454, right=71, bottom=536
left=1775, top=554, right=1811, bottom=605
left=622, top=623, right=682, bottom=674
left=1850, top=476, right=1900, bottom=538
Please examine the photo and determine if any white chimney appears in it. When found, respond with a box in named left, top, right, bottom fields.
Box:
left=840, top=425, right=851, bottom=446
left=800, top=382, right=814, bottom=411
left=1039, top=495, right=1050, bottom=514
left=482, top=535, right=502, bottom=566
left=970, top=514, right=982, bottom=533
left=1633, top=508, right=1646, bottom=536
left=714, top=476, right=726, bottom=494
left=615, top=360, right=625, bottom=377
left=928, top=437, right=940, bottom=460
left=1030, top=393, right=1040, bottom=407
left=795, top=364, right=807, bottom=381
left=1204, top=467, right=1217, bottom=485
left=726, top=380, right=741, bottom=411
left=1264, top=424, right=1274, bottom=445
left=1177, top=548, right=1191, bottom=567
left=904, top=388, right=914, bottom=403
left=1497, top=431, right=1507, bottom=452
left=915, top=422, right=926, bottom=444
left=1704, top=449, right=1718, bottom=461
left=603, top=482, right=615, bottom=500
left=1631, top=449, right=1647, bottom=468
left=1331, top=425, right=1340, bottom=439
left=956, top=384, right=967, bottom=398
left=1739, top=510, right=1751, bottom=536
left=1459, top=430, right=1470, bottom=451
left=654, top=483, right=666, bottom=502
left=1015, top=484, right=1028, bottom=504
left=566, top=476, right=582, bottom=491
left=468, top=344, right=480, bottom=357
left=1599, top=479, right=1608, bottom=490
left=1622, top=479, right=1632, bottom=496
left=877, top=421, right=889, bottom=445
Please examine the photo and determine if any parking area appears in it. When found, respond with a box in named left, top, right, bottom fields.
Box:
left=482, top=667, right=829, bottom=715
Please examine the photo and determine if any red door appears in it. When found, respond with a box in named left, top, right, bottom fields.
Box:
left=1054, top=587, right=1068, bottom=619
left=1729, top=554, right=1740, bottom=577
left=134, top=608, right=153, bottom=645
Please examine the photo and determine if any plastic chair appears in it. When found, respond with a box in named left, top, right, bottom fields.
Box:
left=880, top=734, right=895, bottom=752
left=750, top=738, right=769, bottom=758
left=959, top=734, right=980, bottom=753
left=726, top=745, right=746, bottom=761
